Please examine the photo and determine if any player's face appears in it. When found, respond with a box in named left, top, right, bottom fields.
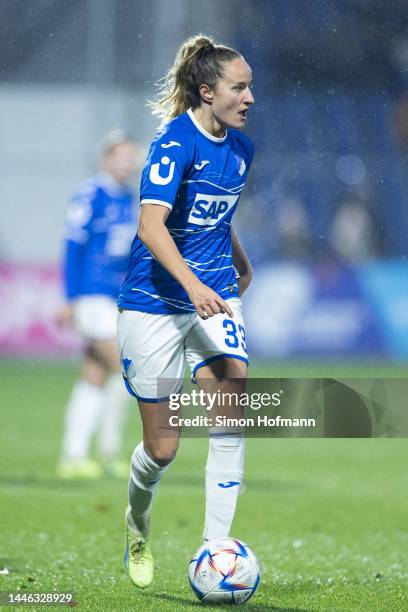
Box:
left=104, top=142, right=136, bottom=184
left=211, top=57, right=254, bottom=129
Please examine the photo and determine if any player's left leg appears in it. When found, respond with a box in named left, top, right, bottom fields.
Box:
left=195, top=358, right=247, bottom=541
left=186, top=297, right=248, bottom=541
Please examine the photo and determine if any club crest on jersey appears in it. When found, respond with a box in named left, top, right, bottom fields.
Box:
left=149, top=156, right=175, bottom=185
left=188, top=193, right=239, bottom=226
left=234, top=155, right=246, bottom=176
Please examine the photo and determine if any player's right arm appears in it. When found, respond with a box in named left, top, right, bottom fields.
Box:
left=58, top=183, right=95, bottom=326
left=138, top=204, right=233, bottom=319
left=138, top=127, right=232, bottom=319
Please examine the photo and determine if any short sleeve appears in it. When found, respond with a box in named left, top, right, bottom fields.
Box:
left=140, top=125, right=191, bottom=209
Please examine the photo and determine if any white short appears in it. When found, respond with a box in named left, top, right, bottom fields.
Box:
left=117, top=298, right=248, bottom=401
left=73, top=295, right=118, bottom=341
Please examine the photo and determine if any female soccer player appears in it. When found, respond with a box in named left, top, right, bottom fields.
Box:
left=58, top=131, right=138, bottom=479
left=117, top=35, right=254, bottom=588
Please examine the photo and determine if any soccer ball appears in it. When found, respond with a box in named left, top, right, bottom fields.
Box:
left=188, top=537, right=260, bottom=605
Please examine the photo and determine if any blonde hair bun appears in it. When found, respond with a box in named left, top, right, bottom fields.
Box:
left=148, top=34, right=240, bottom=123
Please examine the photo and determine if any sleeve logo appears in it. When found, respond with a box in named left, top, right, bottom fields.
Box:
left=149, top=156, right=176, bottom=185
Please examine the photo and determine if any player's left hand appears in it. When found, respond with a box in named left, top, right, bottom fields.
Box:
left=237, top=268, right=253, bottom=296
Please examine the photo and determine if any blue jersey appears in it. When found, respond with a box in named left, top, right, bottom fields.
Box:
left=118, top=109, right=254, bottom=314
left=63, top=173, right=136, bottom=300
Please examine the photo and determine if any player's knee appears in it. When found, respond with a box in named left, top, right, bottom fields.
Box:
left=145, top=441, right=179, bottom=466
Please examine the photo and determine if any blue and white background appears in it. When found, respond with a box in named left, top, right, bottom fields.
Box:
left=244, top=261, right=408, bottom=359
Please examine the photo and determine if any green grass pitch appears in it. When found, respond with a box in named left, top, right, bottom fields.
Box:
left=1, top=360, right=407, bottom=611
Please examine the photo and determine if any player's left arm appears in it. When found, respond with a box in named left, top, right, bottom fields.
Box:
left=231, top=225, right=253, bottom=296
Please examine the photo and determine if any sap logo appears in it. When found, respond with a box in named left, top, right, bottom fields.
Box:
left=194, top=160, right=210, bottom=171
left=149, top=156, right=175, bottom=185
left=188, top=193, right=239, bottom=226
left=161, top=141, right=181, bottom=148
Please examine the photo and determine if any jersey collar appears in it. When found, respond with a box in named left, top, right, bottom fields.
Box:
left=187, top=108, right=228, bottom=143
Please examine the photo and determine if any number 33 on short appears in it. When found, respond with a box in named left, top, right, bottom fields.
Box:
left=223, top=319, right=247, bottom=353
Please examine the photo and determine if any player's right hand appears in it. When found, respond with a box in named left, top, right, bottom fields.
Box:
left=186, top=279, right=233, bottom=320
left=56, top=303, right=75, bottom=327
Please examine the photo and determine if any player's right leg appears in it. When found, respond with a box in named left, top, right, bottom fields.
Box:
left=117, top=308, right=191, bottom=588
left=57, top=349, right=106, bottom=479
left=125, top=400, right=180, bottom=588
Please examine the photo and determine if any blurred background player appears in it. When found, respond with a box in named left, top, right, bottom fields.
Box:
left=57, top=130, right=139, bottom=479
